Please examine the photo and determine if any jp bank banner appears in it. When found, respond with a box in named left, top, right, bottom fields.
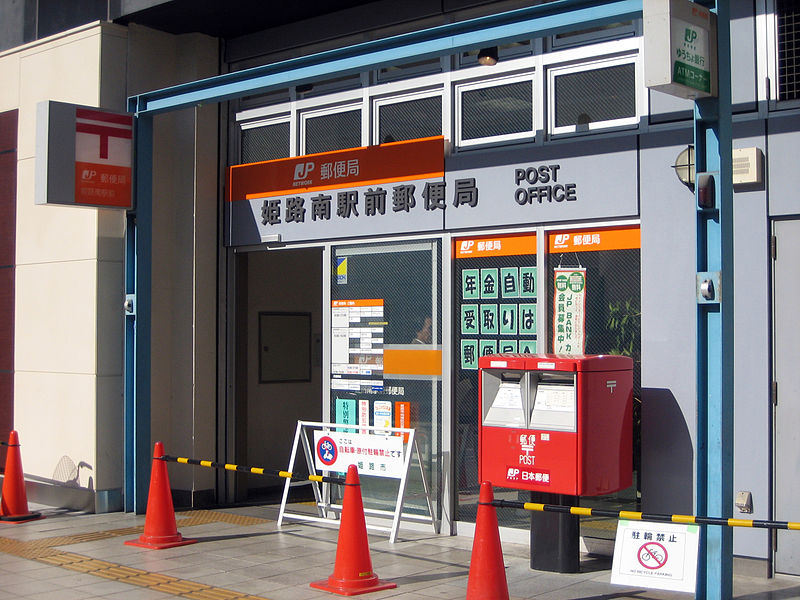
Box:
left=552, top=268, right=586, bottom=354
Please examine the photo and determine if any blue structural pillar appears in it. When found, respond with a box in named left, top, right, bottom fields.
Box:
left=695, top=1, right=733, bottom=598
left=125, top=109, right=153, bottom=515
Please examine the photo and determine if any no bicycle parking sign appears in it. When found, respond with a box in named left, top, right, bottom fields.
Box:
left=611, top=520, right=700, bottom=593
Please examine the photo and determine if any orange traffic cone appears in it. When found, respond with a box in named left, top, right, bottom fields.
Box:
left=310, top=464, right=396, bottom=596
left=125, top=442, right=196, bottom=549
left=466, top=481, right=509, bottom=600
left=0, top=430, right=43, bottom=523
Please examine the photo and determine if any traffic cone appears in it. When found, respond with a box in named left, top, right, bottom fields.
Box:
left=310, top=464, right=396, bottom=596
left=0, top=430, right=43, bottom=523
left=125, top=442, right=196, bottom=549
left=466, top=481, right=509, bottom=600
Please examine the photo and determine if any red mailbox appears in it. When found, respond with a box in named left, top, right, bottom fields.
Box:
left=478, top=353, right=633, bottom=496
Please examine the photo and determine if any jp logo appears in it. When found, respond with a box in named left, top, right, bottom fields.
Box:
left=684, top=28, right=697, bottom=44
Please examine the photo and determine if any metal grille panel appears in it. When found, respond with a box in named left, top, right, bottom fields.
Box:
left=378, top=96, right=442, bottom=143
left=461, top=80, right=533, bottom=140
left=778, top=0, right=800, bottom=101
left=305, top=109, right=362, bottom=154
left=241, top=122, right=289, bottom=163
left=554, top=63, right=635, bottom=127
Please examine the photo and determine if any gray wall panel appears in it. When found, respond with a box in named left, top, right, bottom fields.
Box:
left=731, top=121, right=770, bottom=559
left=768, top=113, right=800, bottom=216
left=639, top=128, right=697, bottom=516
left=445, top=136, right=638, bottom=230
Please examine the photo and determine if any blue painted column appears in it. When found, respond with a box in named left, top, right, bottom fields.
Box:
left=125, top=110, right=153, bottom=515
left=695, top=1, right=733, bottom=597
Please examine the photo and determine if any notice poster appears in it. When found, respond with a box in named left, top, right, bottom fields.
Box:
left=395, top=401, right=411, bottom=442
left=359, top=399, right=370, bottom=434
left=313, top=430, right=405, bottom=478
left=611, top=520, right=699, bottom=593
left=331, top=299, right=385, bottom=393
left=373, top=400, right=392, bottom=435
left=335, top=398, right=357, bottom=432
left=552, top=268, right=586, bottom=354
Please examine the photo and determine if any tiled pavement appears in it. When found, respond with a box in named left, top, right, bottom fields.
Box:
left=0, top=503, right=798, bottom=599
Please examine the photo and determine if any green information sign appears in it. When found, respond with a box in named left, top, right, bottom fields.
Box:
left=461, top=339, right=478, bottom=370
left=462, top=269, right=479, bottom=300
left=479, top=339, right=497, bottom=358
left=519, top=339, right=537, bottom=354
left=499, top=340, right=518, bottom=353
left=500, top=267, right=519, bottom=298
left=519, top=303, right=537, bottom=335
left=500, top=304, right=518, bottom=335
left=461, top=304, right=478, bottom=335
left=672, top=18, right=711, bottom=93
left=480, top=268, right=498, bottom=299
left=520, top=266, right=537, bottom=298
left=480, top=304, right=498, bottom=335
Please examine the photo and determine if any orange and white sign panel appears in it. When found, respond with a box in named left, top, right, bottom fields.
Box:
left=548, top=225, right=640, bottom=253
left=455, top=233, right=537, bottom=259
left=229, top=136, right=444, bottom=202
left=74, top=108, right=132, bottom=208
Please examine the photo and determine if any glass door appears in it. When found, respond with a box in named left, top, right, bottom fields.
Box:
left=329, top=239, right=442, bottom=520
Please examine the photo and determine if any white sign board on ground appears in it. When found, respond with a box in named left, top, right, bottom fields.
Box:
left=611, top=520, right=700, bottom=593
left=278, top=421, right=437, bottom=543
left=312, top=430, right=405, bottom=478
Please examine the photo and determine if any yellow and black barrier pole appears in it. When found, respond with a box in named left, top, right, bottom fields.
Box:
left=488, top=498, right=800, bottom=531
left=157, top=455, right=347, bottom=486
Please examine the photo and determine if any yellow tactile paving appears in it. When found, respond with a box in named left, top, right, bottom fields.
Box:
left=0, top=510, right=275, bottom=600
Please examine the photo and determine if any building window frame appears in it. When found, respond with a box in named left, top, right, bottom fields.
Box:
left=549, top=20, right=638, bottom=50
left=371, top=89, right=444, bottom=145
left=454, top=72, right=536, bottom=149
left=238, top=114, right=292, bottom=164
left=547, top=53, right=640, bottom=137
left=299, top=102, right=365, bottom=156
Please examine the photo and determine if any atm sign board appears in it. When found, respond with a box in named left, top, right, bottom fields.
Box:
left=644, top=0, right=717, bottom=99
left=36, top=101, right=133, bottom=209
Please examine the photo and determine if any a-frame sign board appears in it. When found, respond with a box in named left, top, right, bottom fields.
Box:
left=277, top=420, right=437, bottom=543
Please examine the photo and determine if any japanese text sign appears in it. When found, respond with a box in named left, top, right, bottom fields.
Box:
left=313, top=430, right=405, bottom=479
left=611, top=520, right=699, bottom=593
left=36, top=101, right=133, bottom=209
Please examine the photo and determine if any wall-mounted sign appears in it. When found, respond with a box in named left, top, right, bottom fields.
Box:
left=36, top=101, right=133, bottom=209
left=455, top=233, right=538, bottom=369
left=445, top=136, right=637, bottom=231
left=644, top=0, right=717, bottom=99
left=611, top=520, right=700, bottom=593
left=227, top=136, right=447, bottom=245
left=331, top=299, right=385, bottom=394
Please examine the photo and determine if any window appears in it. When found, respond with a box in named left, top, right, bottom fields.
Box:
left=456, top=76, right=534, bottom=147
left=549, top=58, right=637, bottom=134
left=777, top=0, right=800, bottom=101
left=302, top=107, right=362, bottom=154
left=550, top=21, right=637, bottom=49
left=377, top=58, right=443, bottom=82
left=240, top=119, right=290, bottom=163
left=458, top=41, right=532, bottom=67
left=374, top=93, right=442, bottom=144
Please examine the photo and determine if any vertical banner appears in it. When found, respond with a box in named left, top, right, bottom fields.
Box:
left=395, top=401, right=410, bottom=442
left=359, top=399, right=370, bottom=434
left=552, top=268, right=586, bottom=354
left=335, top=398, right=357, bottom=432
